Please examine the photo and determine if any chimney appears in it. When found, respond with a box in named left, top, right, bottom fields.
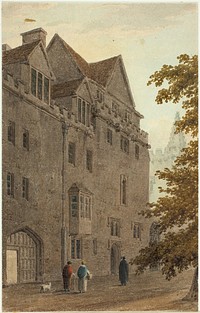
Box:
left=20, top=28, right=47, bottom=47
left=2, top=44, right=12, bottom=51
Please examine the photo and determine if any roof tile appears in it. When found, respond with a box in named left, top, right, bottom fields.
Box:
left=51, top=78, right=83, bottom=98
left=2, top=40, right=40, bottom=65
left=58, top=35, right=118, bottom=87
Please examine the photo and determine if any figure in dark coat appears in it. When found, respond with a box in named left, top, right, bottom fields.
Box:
left=62, top=261, right=73, bottom=292
left=119, top=256, right=129, bottom=286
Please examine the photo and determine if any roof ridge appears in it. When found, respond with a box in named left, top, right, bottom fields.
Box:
left=89, top=55, right=119, bottom=65
left=2, top=40, right=42, bottom=65
left=53, top=77, right=84, bottom=86
left=3, top=40, right=41, bottom=55
left=56, top=34, right=90, bottom=77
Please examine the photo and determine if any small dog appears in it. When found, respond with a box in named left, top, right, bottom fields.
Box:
left=40, top=282, right=51, bottom=293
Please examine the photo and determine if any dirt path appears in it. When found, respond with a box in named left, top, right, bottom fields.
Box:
left=3, top=269, right=198, bottom=312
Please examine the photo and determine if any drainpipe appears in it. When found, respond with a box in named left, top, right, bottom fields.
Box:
left=61, top=121, right=68, bottom=269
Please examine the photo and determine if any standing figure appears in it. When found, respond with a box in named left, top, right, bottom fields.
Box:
left=77, top=260, right=90, bottom=293
left=62, top=261, right=73, bottom=292
left=119, top=256, right=129, bottom=286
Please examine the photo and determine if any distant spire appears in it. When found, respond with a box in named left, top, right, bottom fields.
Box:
left=174, top=111, right=180, bottom=121
left=165, top=111, right=186, bottom=156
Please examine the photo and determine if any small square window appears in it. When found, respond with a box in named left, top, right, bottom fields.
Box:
left=71, top=239, right=75, bottom=259
left=86, top=150, right=93, bottom=172
left=135, top=144, right=139, bottom=159
left=22, top=177, right=29, bottom=200
left=7, top=172, right=14, bottom=197
left=23, top=129, right=29, bottom=150
left=76, top=240, right=81, bottom=259
left=107, top=129, right=112, bottom=145
left=71, top=238, right=82, bottom=259
left=121, top=136, right=129, bottom=154
left=111, top=219, right=120, bottom=237
left=133, top=223, right=141, bottom=240
left=68, top=142, right=75, bottom=165
left=8, top=121, right=15, bottom=145
left=120, top=175, right=127, bottom=205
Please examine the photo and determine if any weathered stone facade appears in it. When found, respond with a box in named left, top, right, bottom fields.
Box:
left=2, top=28, right=151, bottom=285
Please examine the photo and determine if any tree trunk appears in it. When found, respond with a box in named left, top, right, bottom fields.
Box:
left=183, top=267, right=198, bottom=301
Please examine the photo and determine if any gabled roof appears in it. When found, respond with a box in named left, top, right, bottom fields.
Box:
left=2, top=40, right=41, bottom=65
left=89, top=56, right=119, bottom=87
left=61, top=38, right=90, bottom=78
left=47, top=34, right=119, bottom=88
left=51, top=78, right=84, bottom=98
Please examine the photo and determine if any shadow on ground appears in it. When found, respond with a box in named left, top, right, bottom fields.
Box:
left=3, top=268, right=198, bottom=311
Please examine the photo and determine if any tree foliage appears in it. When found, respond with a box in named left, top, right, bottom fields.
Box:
left=133, top=55, right=198, bottom=284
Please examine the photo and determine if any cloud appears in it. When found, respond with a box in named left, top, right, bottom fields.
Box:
left=2, top=2, right=56, bottom=17
left=76, top=2, right=197, bottom=38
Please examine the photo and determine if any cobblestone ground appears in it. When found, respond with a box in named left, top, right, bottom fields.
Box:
left=2, top=269, right=198, bottom=312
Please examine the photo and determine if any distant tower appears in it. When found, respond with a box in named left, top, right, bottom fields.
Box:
left=164, top=112, right=186, bottom=167
left=149, top=112, right=186, bottom=202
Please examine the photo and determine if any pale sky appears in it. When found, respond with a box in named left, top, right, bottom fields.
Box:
left=1, top=1, right=198, bottom=151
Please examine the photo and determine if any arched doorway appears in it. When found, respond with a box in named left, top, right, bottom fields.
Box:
left=6, top=228, right=43, bottom=284
left=110, top=243, right=121, bottom=274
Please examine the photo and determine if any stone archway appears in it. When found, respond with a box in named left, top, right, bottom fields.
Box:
left=6, top=227, right=43, bottom=284
left=110, top=243, right=121, bottom=274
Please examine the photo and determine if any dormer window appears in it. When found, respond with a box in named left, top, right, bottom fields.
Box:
left=38, top=72, right=42, bottom=100
left=77, top=98, right=90, bottom=126
left=31, top=68, right=37, bottom=96
left=31, top=67, right=50, bottom=104
left=44, top=77, right=50, bottom=103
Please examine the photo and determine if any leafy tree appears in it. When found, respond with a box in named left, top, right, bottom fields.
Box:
left=133, top=54, right=198, bottom=299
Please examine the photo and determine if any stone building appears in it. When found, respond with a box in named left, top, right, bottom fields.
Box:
left=2, top=28, right=151, bottom=285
